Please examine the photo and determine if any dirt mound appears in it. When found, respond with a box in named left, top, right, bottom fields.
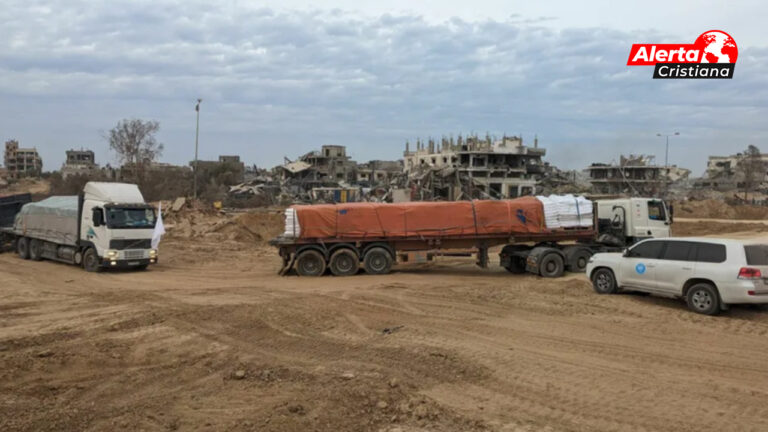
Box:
left=166, top=208, right=284, bottom=244
left=674, top=199, right=768, bottom=220
left=672, top=221, right=768, bottom=236
left=674, top=200, right=736, bottom=219
left=0, top=178, right=50, bottom=198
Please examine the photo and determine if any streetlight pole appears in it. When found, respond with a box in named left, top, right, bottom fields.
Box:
left=194, top=98, right=202, bottom=200
left=656, top=131, right=679, bottom=197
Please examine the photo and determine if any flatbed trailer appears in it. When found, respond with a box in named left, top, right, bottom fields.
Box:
left=270, top=224, right=612, bottom=277
left=271, top=196, right=672, bottom=277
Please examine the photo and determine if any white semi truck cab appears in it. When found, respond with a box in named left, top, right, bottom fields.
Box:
left=80, top=182, right=158, bottom=270
left=2, top=182, right=158, bottom=272
left=594, top=198, right=671, bottom=244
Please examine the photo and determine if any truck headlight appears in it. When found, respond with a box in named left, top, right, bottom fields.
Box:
left=149, top=249, right=157, bottom=258
left=106, top=249, right=118, bottom=258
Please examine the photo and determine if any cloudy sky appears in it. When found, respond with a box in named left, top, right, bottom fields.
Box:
left=1, top=0, right=766, bottom=175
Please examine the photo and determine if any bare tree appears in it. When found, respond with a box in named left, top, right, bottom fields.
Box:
left=107, top=119, right=163, bottom=183
left=738, top=145, right=764, bottom=201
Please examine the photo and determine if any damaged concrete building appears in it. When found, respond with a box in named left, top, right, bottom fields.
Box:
left=695, top=152, right=768, bottom=191
left=61, top=149, right=99, bottom=179
left=356, top=160, right=403, bottom=187
left=403, top=135, right=547, bottom=200
left=275, top=145, right=369, bottom=201
left=587, top=154, right=690, bottom=196
left=4, top=139, right=43, bottom=178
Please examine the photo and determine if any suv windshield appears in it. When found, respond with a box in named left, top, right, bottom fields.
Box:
left=106, top=207, right=156, bottom=229
left=744, top=245, right=768, bottom=265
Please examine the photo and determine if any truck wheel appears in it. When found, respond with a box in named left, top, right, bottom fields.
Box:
left=504, top=256, right=526, bottom=274
left=565, top=248, right=592, bottom=272
left=686, top=283, right=720, bottom=316
left=363, top=247, right=392, bottom=275
left=539, top=253, right=564, bottom=278
left=295, top=250, right=326, bottom=277
left=83, top=248, right=101, bottom=273
left=29, top=239, right=43, bottom=261
left=329, top=249, right=359, bottom=276
left=591, top=268, right=618, bottom=294
left=16, top=237, right=30, bottom=260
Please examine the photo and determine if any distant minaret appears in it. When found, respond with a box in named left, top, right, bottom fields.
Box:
left=534, top=134, right=538, bottom=148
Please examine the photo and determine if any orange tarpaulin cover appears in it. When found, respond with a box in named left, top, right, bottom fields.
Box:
left=293, top=197, right=546, bottom=239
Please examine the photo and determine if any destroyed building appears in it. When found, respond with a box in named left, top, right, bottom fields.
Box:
left=356, top=160, right=403, bottom=187
left=61, top=149, right=99, bottom=179
left=277, top=145, right=357, bottom=184
left=587, top=154, right=690, bottom=196
left=267, top=145, right=405, bottom=203
left=695, top=152, right=768, bottom=191
left=403, top=135, right=547, bottom=200
left=274, top=145, right=358, bottom=197
left=191, top=155, right=245, bottom=183
left=4, top=139, right=43, bottom=178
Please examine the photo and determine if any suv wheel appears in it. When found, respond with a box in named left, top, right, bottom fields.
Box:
left=686, top=283, right=720, bottom=315
left=591, top=268, right=618, bottom=294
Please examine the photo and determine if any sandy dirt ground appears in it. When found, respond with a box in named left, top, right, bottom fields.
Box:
left=2, top=223, right=768, bottom=431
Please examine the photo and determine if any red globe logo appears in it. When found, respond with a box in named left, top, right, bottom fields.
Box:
left=695, top=30, right=738, bottom=63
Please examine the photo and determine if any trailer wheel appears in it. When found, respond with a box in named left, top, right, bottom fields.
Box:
left=16, top=237, right=30, bottom=260
left=363, top=247, right=393, bottom=275
left=295, top=250, right=326, bottom=277
left=329, top=248, right=359, bottom=276
left=500, top=245, right=529, bottom=274
left=539, top=253, right=565, bottom=278
left=29, top=239, right=43, bottom=261
left=503, top=256, right=526, bottom=274
left=83, top=248, right=101, bottom=273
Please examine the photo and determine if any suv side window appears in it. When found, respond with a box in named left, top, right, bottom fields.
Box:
left=628, top=240, right=664, bottom=259
left=662, top=241, right=694, bottom=261
left=693, top=242, right=726, bottom=263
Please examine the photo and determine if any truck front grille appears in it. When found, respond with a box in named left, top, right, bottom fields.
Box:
left=110, top=239, right=151, bottom=250
left=124, top=250, right=146, bottom=260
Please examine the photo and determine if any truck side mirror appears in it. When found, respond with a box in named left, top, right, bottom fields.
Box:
left=92, top=208, right=103, bottom=227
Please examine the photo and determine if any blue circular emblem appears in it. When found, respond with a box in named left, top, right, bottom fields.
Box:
left=635, top=263, right=646, bottom=274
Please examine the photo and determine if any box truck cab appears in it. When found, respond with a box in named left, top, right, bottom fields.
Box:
left=80, top=182, right=158, bottom=271
left=7, top=182, right=158, bottom=272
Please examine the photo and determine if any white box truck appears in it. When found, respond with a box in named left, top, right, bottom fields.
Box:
left=0, top=182, right=158, bottom=272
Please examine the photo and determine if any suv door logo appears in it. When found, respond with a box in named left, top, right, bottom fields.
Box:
left=636, top=263, right=646, bottom=274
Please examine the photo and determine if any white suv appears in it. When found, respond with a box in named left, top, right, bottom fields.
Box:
left=586, top=238, right=768, bottom=315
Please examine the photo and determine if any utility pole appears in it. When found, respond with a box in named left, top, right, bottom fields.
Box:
left=194, top=99, right=202, bottom=200
left=657, top=131, right=679, bottom=197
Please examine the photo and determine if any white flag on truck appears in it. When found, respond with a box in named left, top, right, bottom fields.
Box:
left=152, top=203, right=166, bottom=249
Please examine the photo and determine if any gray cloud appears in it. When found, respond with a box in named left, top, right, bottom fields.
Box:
left=0, top=1, right=766, bottom=174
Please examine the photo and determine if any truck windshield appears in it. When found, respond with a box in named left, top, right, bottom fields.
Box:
left=106, top=208, right=156, bottom=229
